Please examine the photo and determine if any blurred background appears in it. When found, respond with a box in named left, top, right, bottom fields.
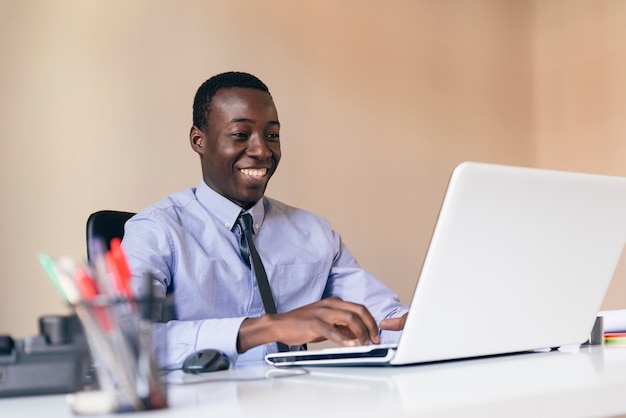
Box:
left=1, top=0, right=625, bottom=338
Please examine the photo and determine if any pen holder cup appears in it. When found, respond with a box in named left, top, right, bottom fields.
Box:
left=71, top=296, right=168, bottom=414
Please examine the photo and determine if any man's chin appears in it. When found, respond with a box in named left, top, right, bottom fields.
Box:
left=232, top=191, right=266, bottom=209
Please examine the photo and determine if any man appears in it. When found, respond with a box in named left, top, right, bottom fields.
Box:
left=123, top=72, right=408, bottom=367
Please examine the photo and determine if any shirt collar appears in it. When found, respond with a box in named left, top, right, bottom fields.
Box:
left=195, top=179, right=266, bottom=232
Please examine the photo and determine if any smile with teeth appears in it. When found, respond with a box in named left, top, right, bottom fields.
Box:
left=241, top=168, right=268, bottom=179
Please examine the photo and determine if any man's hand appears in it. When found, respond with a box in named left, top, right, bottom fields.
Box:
left=237, top=297, right=381, bottom=353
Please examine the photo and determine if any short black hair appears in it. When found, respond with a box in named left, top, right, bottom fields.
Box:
left=192, top=71, right=271, bottom=130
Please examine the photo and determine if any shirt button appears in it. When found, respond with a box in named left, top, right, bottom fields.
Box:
left=225, top=223, right=231, bottom=228
left=254, top=223, right=259, bottom=230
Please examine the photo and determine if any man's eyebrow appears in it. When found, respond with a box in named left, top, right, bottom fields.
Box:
left=229, top=118, right=280, bottom=127
left=230, top=118, right=254, bottom=124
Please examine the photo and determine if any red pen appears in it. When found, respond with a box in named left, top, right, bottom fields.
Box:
left=107, top=238, right=133, bottom=299
left=74, top=265, right=113, bottom=330
left=74, top=265, right=99, bottom=300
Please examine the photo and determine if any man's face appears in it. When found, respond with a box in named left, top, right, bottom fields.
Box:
left=190, top=87, right=281, bottom=209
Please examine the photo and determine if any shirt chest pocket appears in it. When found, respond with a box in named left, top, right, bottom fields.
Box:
left=273, top=262, right=327, bottom=312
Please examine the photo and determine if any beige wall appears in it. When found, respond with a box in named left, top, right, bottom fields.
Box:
left=0, top=0, right=623, bottom=338
left=532, top=0, right=626, bottom=313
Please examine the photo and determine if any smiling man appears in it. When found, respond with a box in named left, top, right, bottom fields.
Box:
left=190, top=83, right=281, bottom=209
left=122, top=72, right=408, bottom=367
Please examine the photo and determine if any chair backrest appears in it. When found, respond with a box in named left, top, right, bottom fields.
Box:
left=86, top=210, right=136, bottom=260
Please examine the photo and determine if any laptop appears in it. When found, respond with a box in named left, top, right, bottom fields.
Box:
left=266, top=161, right=626, bottom=367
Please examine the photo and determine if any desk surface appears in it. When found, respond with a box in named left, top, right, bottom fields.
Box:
left=3, top=345, right=626, bottom=418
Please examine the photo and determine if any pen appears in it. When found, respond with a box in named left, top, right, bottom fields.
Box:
left=73, top=265, right=99, bottom=299
left=73, top=265, right=115, bottom=332
left=38, top=253, right=70, bottom=302
left=106, top=238, right=133, bottom=299
left=87, top=237, right=115, bottom=297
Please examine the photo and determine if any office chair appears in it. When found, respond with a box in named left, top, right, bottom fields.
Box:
left=85, top=210, right=136, bottom=260
left=85, top=209, right=176, bottom=321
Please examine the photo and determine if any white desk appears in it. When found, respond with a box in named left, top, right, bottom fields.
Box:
left=2, top=345, right=626, bottom=418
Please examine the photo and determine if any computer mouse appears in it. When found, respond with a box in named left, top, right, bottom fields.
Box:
left=182, top=349, right=230, bottom=374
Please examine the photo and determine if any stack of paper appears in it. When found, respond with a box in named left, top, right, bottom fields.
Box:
left=599, top=309, right=626, bottom=345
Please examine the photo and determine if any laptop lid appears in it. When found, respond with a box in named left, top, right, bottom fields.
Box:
left=267, top=162, right=626, bottom=367
left=392, top=161, right=626, bottom=365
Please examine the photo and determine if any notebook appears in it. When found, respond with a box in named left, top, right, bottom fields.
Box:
left=266, top=161, right=626, bottom=367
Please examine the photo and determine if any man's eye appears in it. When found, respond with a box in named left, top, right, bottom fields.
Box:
left=266, top=133, right=280, bottom=142
left=231, top=132, right=249, bottom=139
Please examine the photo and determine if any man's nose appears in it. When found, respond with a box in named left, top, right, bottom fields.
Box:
left=247, top=134, right=272, bottom=158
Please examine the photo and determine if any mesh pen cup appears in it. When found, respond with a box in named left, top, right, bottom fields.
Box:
left=71, top=296, right=167, bottom=414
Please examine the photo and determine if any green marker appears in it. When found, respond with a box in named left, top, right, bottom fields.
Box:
left=39, top=252, right=68, bottom=301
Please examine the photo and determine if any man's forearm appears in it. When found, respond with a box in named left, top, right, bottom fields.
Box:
left=237, top=315, right=279, bottom=353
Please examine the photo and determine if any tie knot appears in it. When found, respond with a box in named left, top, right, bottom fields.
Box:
left=237, top=212, right=254, bottom=233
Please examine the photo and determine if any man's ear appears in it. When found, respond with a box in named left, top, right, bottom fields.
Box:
left=190, top=126, right=205, bottom=155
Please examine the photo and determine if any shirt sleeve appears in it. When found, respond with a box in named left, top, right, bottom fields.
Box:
left=151, top=317, right=245, bottom=369
left=122, top=212, right=245, bottom=368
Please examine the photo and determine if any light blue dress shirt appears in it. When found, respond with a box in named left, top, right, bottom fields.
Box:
left=122, top=180, right=408, bottom=367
